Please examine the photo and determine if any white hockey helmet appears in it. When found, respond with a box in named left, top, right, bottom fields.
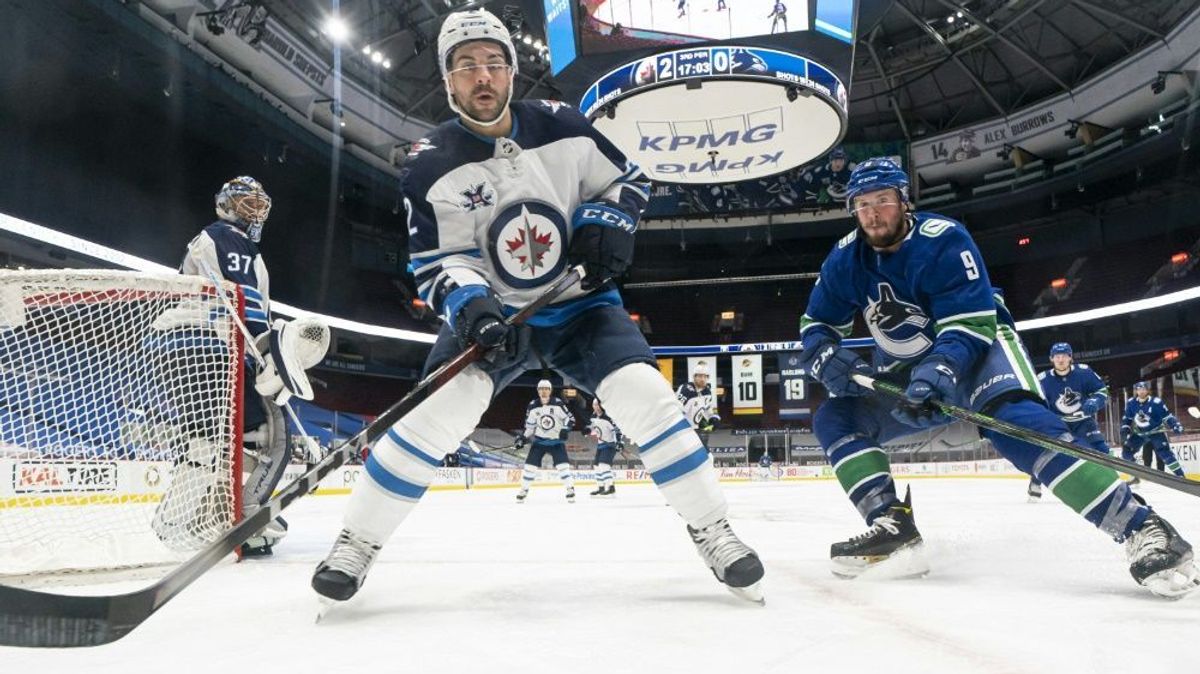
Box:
left=437, top=9, right=517, bottom=127
left=693, top=362, right=710, bottom=377
left=215, top=176, right=271, bottom=242
left=537, top=379, right=553, bottom=391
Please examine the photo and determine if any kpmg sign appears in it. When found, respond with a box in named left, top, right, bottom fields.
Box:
left=583, top=46, right=848, bottom=184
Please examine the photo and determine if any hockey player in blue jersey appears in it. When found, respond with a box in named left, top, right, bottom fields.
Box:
left=514, top=380, right=576, bottom=502
left=757, top=451, right=774, bottom=480
left=676, top=362, right=720, bottom=431
left=588, top=398, right=623, bottom=497
left=799, top=157, right=1197, bottom=596
left=1121, top=381, right=1186, bottom=479
left=313, top=9, right=763, bottom=604
left=167, top=176, right=328, bottom=556
left=1027, top=342, right=1112, bottom=501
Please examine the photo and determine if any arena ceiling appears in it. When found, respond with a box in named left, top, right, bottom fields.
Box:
left=265, top=0, right=1197, bottom=141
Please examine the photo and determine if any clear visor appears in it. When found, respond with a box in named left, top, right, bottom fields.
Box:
left=850, top=193, right=903, bottom=215
left=446, top=63, right=511, bottom=78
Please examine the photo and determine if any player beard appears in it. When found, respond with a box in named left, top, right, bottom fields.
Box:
left=858, top=212, right=910, bottom=250
left=457, top=85, right=507, bottom=124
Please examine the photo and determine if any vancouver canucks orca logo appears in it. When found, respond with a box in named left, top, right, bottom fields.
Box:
left=1135, top=410, right=1152, bottom=429
left=864, top=283, right=932, bottom=359
left=1055, top=387, right=1081, bottom=415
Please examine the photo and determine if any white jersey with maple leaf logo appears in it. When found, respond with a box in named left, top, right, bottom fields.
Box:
left=403, top=100, right=651, bottom=328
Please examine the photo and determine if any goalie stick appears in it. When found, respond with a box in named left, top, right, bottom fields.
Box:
left=0, top=265, right=587, bottom=649
left=852, top=373, right=1200, bottom=497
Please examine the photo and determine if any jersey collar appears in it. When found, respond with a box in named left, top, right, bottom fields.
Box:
left=456, top=106, right=521, bottom=144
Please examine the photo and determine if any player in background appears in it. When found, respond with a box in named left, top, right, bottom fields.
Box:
left=312, top=9, right=763, bottom=605
left=677, top=362, right=720, bottom=432
left=588, top=398, right=623, bottom=497
left=1028, top=342, right=1111, bottom=501
left=170, top=176, right=328, bottom=556
left=802, top=147, right=855, bottom=205
left=1121, top=381, right=1186, bottom=481
left=799, top=157, right=1198, bottom=597
left=678, top=0, right=687, bottom=19
left=515, top=380, right=577, bottom=502
left=757, top=451, right=774, bottom=480
left=768, top=0, right=787, bottom=33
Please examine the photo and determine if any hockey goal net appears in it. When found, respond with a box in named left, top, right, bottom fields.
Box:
left=0, top=270, right=244, bottom=579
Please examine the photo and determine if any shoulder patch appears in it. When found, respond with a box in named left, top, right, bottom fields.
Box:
left=918, top=218, right=957, bottom=238
left=1078, top=364, right=1091, bottom=370
left=1037, top=371, right=1047, bottom=380
left=538, top=99, right=571, bottom=114
left=1154, top=397, right=1163, bottom=404
left=837, top=229, right=857, bottom=249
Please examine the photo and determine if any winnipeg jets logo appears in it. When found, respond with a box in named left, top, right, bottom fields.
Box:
left=539, top=99, right=569, bottom=114
left=406, top=138, right=436, bottom=158
left=488, top=201, right=567, bottom=289
left=1055, top=387, right=1082, bottom=415
left=864, top=283, right=932, bottom=359
left=505, top=219, right=554, bottom=273
left=538, top=414, right=556, bottom=430
left=460, top=183, right=495, bottom=212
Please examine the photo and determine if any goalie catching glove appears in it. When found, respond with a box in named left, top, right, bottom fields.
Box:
left=254, top=316, right=330, bottom=405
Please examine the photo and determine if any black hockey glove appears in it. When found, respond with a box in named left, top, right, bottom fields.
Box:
left=568, top=202, right=636, bottom=290
left=514, top=435, right=527, bottom=450
left=454, top=294, right=523, bottom=371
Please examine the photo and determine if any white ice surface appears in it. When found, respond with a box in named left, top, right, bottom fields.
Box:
left=7, top=478, right=1200, bottom=673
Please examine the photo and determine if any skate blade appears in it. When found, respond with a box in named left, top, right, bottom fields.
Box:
left=1142, top=564, right=1200, bottom=599
left=727, top=581, right=765, bottom=605
left=832, top=539, right=930, bottom=580
left=1026, top=495, right=1042, bottom=503
left=315, top=597, right=340, bottom=623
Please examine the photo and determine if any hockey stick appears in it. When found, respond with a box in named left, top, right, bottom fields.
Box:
left=0, top=265, right=586, bottom=648
left=852, top=374, right=1200, bottom=497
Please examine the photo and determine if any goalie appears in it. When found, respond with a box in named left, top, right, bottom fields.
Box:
left=152, top=176, right=329, bottom=557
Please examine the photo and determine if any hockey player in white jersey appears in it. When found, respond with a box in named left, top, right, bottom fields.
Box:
left=160, top=177, right=328, bottom=556
left=514, top=380, right=576, bottom=502
left=312, top=9, right=763, bottom=605
left=677, top=362, right=720, bottom=432
left=588, top=398, right=624, bottom=497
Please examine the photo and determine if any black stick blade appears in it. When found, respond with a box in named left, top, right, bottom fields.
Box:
left=0, top=585, right=149, bottom=647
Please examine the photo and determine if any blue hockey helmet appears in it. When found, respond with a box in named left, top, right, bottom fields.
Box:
left=1049, top=342, right=1073, bottom=358
left=845, top=157, right=909, bottom=213
left=829, top=146, right=848, bottom=160
left=1134, top=381, right=1150, bottom=391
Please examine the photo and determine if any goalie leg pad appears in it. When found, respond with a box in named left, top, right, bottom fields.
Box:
left=597, top=363, right=727, bottom=528
left=242, top=394, right=288, bottom=510
left=151, top=437, right=228, bottom=551
left=343, top=364, right=493, bottom=543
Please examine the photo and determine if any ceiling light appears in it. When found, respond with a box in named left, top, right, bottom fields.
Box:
left=371, top=51, right=383, bottom=64
left=533, top=39, right=543, bottom=49
left=523, top=35, right=532, bottom=44
left=956, top=11, right=963, bottom=18
left=946, top=15, right=955, bottom=23
left=323, top=16, right=350, bottom=43
left=382, top=59, right=392, bottom=69
left=362, top=46, right=372, bottom=56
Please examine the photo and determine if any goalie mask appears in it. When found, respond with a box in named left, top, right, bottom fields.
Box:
left=437, top=9, right=518, bottom=128
left=215, top=176, right=271, bottom=242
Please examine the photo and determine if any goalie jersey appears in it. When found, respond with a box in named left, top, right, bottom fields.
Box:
left=801, top=213, right=1008, bottom=377
left=403, top=100, right=650, bottom=329
left=181, top=221, right=271, bottom=337
left=524, top=397, right=575, bottom=443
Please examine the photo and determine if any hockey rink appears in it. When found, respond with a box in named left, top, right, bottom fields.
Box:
left=6, top=477, right=1200, bottom=673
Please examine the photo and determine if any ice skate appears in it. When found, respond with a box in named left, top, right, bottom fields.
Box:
left=1126, top=512, right=1200, bottom=598
left=565, top=487, right=576, bottom=503
left=311, top=528, right=382, bottom=604
left=831, top=486, right=928, bottom=579
left=687, top=518, right=765, bottom=604
left=605, top=485, right=616, bottom=496
left=590, top=485, right=606, bottom=497
left=515, top=488, right=528, bottom=503
left=241, top=516, right=288, bottom=557
left=1027, top=478, right=1043, bottom=503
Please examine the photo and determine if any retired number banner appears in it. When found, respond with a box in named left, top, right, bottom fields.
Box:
left=732, top=354, right=763, bottom=415
left=777, top=351, right=810, bottom=419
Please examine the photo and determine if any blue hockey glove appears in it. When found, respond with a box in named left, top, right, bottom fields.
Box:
left=891, top=356, right=958, bottom=428
left=1080, top=398, right=1101, bottom=417
left=799, top=342, right=872, bottom=397
left=568, top=203, right=636, bottom=290
left=1171, top=423, right=1185, bottom=435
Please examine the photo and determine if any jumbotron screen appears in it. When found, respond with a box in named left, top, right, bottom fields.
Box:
left=544, top=0, right=854, bottom=75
